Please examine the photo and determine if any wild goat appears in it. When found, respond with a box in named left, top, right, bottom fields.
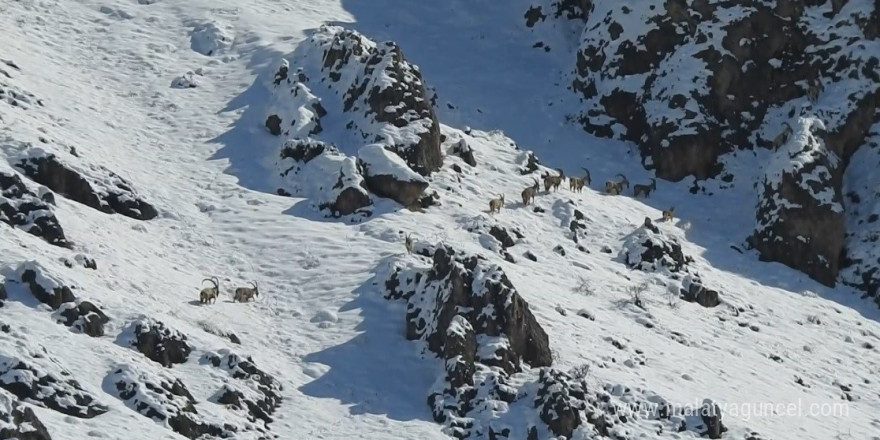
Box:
left=806, top=80, right=823, bottom=104
left=568, top=168, right=591, bottom=192
left=633, top=178, right=657, bottom=198
left=771, top=122, right=793, bottom=148
left=661, top=206, right=675, bottom=222
left=488, top=194, right=505, bottom=214
left=543, top=168, right=565, bottom=192
left=199, top=277, right=220, bottom=304
left=604, top=173, right=629, bottom=195
left=521, top=179, right=539, bottom=206
left=404, top=233, right=414, bottom=254
left=233, top=281, right=259, bottom=303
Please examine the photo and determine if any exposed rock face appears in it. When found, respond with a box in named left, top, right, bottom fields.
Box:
left=754, top=117, right=844, bottom=286
left=0, top=171, right=68, bottom=247
left=565, top=0, right=879, bottom=181
left=107, top=364, right=235, bottom=440
left=15, top=150, right=158, bottom=220
left=358, top=144, right=429, bottom=207
left=0, top=356, right=108, bottom=419
left=131, top=318, right=193, bottom=368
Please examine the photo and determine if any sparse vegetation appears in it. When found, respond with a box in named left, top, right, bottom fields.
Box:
left=627, top=282, right=649, bottom=309
left=573, top=277, right=594, bottom=296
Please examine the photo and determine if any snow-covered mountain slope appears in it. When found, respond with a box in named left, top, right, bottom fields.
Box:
left=0, top=1, right=879, bottom=440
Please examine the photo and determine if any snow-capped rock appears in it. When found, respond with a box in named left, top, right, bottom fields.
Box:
left=276, top=138, right=372, bottom=217
left=0, top=169, right=68, bottom=248
left=14, top=147, right=158, bottom=221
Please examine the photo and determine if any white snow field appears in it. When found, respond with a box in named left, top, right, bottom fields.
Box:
left=0, top=0, right=878, bottom=440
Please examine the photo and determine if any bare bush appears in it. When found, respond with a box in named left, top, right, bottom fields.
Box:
left=572, top=277, right=594, bottom=296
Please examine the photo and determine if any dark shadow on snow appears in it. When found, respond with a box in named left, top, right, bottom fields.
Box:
left=299, top=256, right=439, bottom=422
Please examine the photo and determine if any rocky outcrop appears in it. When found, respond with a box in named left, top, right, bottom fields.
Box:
left=276, top=139, right=372, bottom=218
left=0, top=355, right=108, bottom=419
left=386, top=245, right=551, bottom=435
left=265, top=26, right=442, bottom=175
left=754, top=117, right=844, bottom=286
left=564, top=0, right=879, bottom=181
left=451, top=138, right=476, bottom=167
left=56, top=301, right=110, bottom=337
left=204, top=349, right=283, bottom=424
left=0, top=171, right=68, bottom=248
left=358, top=144, right=429, bottom=207
left=0, top=391, right=52, bottom=440
left=318, top=27, right=442, bottom=175
left=15, top=150, right=158, bottom=220
left=107, top=364, right=235, bottom=440
left=130, top=318, right=192, bottom=368
left=620, top=221, right=693, bottom=274
left=7, top=262, right=111, bottom=335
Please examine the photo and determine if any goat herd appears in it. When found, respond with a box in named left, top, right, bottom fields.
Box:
left=491, top=168, right=675, bottom=222
left=195, top=169, right=676, bottom=304
left=198, top=276, right=260, bottom=305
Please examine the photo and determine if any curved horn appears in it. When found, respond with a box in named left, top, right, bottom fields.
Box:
left=616, top=173, right=628, bottom=181
left=581, top=167, right=590, bottom=179
left=202, top=278, right=218, bottom=289
left=556, top=168, right=564, bottom=177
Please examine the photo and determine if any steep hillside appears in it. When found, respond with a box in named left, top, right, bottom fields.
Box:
left=0, top=1, right=878, bottom=440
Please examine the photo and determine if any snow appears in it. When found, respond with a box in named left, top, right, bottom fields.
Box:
left=358, top=144, right=427, bottom=183
left=0, top=0, right=877, bottom=439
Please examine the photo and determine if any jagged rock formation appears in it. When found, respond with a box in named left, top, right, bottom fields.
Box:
left=15, top=148, right=158, bottom=220
left=0, top=170, right=68, bottom=247
left=129, top=318, right=193, bottom=368
left=754, top=117, right=844, bottom=286
left=263, top=25, right=442, bottom=215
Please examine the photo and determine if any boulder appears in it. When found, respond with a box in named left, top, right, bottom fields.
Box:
left=204, top=350, right=283, bottom=418
left=620, top=222, right=693, bottom=273
left=0, top=171, right=68, bottom=248
left=57, top=301, right=110, bottom=337
left=358, top=144, right=429, bottom=207
left=451, top=139, right=476, bottom=167
left=131, top=319, right=192, bottom=367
